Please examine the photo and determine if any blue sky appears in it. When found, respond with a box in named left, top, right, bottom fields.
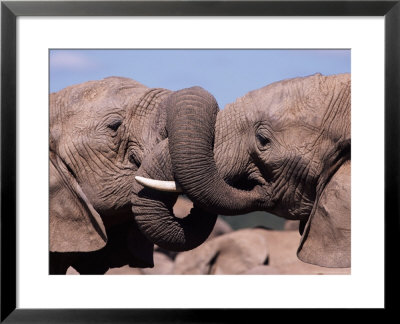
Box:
left=50, top=49, right=350, bottom=108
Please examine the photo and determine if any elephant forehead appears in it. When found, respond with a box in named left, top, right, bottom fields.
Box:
left=246, top=73, right=350, bottom=129
left=50, top=77, right=149, bottom=121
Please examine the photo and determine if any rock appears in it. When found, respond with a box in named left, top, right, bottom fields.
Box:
left=173, top=195, right=193, bottom=218
left=207, top=217, right=233, bottom=240
left=283, top=220, right=300, bottom=231
left=66, top=266, right=80, bottom=275
left=141, top=252, right=174, bottom=275
left=173, top=228, right=269, bottom=275
left=105, top=265, right=142, bottom=275
left=243, top=265, right=281, bottom=275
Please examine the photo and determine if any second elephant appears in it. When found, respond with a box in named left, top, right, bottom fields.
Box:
left=138, top=73, right=351, bottom=268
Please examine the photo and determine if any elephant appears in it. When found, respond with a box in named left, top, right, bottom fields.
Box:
left=50, top=73, right=350, bottom=273
left=135, top=73, right=351, bottom=268
left=49, top=77, right=232, bottom=273
left=49, top=77, right=180, bottom=273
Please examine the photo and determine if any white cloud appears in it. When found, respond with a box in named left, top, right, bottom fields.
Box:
left=50, top=51, right=97, bottom=70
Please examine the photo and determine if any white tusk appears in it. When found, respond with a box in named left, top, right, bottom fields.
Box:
left=135, top=176, right=182, bottom=193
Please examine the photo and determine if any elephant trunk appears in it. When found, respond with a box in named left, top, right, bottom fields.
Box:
left=132, top=139, right=217, bottom=252
left=167, top=87, right=265, bottom=216
left=133, top=87, right=265, bottom=252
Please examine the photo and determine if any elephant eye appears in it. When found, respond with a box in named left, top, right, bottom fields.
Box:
left=256, top=133, right=270, bottom=147
left=107, top=120, right=122, bottom=132
left=129, top=152, right=141, bottom=168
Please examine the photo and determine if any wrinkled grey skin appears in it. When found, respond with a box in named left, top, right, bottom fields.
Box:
left=50, top=73, right=350, bottom=273
left=50, top=77, right=217, bottom=273
left=138, top=73, right=350, bottom=268
left=213, top=73, right=351, bottom=267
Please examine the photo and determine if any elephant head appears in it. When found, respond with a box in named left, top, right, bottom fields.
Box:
left=49, top=77, right=168, bottom=269
left=50, top=78, right=224, bottom=271
left=138, top=73, right=351, bottom=267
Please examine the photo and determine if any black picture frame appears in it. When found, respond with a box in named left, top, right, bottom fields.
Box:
left=1, top=0, right=398, bottom=322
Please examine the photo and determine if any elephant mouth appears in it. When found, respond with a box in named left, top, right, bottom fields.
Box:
left=229, top=176, right=264, bottom=192
left=228, top=169, right=315, bottom=224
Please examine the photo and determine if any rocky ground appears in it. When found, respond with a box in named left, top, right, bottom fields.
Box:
left=67, top=196, right=350, bottom=275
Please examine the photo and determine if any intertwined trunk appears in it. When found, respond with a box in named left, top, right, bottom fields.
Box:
left=132, top=139, right=217, bottom=252
left=167, top=87, right=265, bottom=215
left=132, top=87, right=264, bottom=251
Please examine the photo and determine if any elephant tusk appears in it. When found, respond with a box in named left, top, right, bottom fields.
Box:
left=135, top=176, right=183, bottom=193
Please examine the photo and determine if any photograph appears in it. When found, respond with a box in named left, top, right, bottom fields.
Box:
left=2, top=0, right=395, bottom=318
left=49, top=49, right=351, bottom=275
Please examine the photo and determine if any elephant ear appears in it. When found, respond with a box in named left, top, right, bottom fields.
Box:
left=297, top=162, right=351, bottom=268
left=49, top=151, right=107, bottom=252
